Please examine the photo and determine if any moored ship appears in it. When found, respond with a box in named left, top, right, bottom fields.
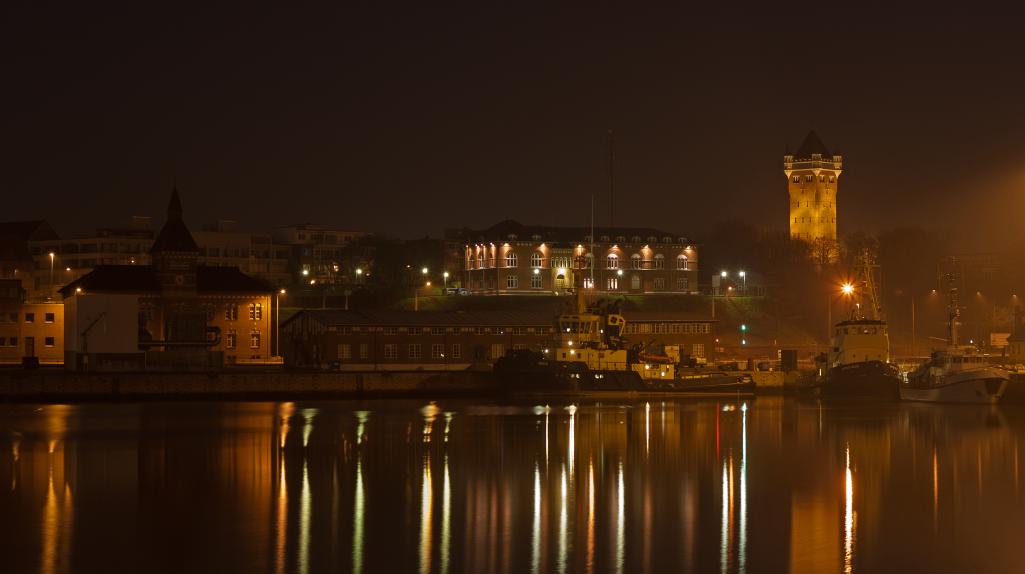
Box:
left=817, top=250, right=903, bottom=400
left=902, top=272, right=1009, bottom=404
left=494, top=260, right=753, bottom=397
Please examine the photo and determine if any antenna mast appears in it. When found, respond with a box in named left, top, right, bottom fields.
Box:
left=608, top=129, right=615, bottom=228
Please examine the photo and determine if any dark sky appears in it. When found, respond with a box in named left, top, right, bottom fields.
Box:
left=4, top=3, right=1025, bottom=247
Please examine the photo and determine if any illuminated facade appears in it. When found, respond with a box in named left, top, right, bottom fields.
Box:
left=61, top=189, right=275, bottom=371
left=0, top=279, right=64, bottom=364
left=785, top=130, right=841, bottom=249
left=458, top=221, right=698, bottom=295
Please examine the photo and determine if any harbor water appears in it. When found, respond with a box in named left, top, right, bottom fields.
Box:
left=1, top=397, right=1022, bottom=573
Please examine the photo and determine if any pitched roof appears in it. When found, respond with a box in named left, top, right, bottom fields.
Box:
left=457, top=220, right=691, bottom=245
left=150, top=188, right=199, bottom=253
left=0, top=221, right=58, bottom=262
left=794, top=130, right=833, bottom=159
left=59, top=265, right=273, bottom=296
left=59, top=265, right=162, bottom=295
left=0, top=220, right=58, bottom=242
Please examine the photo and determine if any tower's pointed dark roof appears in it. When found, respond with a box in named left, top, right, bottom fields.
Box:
left=794, top=130, right=832, bottom=158
left=150, top=187, right=199, bottom=253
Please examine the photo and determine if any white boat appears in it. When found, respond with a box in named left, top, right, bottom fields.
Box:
left=902, top=349, right=1008, bottom=404
left=901, top=271, right=1009, bottom=404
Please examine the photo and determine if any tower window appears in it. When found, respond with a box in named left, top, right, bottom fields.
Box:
left=805, top=175, right=812, bottom=182
left=829, top=176, right=835, bottom=183
left=819, top=175, right=825, bottom=182
left=793, top=176, right=800, bottom=183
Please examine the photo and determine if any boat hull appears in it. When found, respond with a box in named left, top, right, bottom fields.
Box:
left=819, top=361, right=902, bottom=400
left=901, top=368, right=1009, bottom=404
left=494, top=354, right=754, bottom=397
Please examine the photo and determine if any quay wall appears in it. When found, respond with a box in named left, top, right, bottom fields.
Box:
left=0, top=370, right=497, bottom=401
left=0, top=369, right=804, bottom=402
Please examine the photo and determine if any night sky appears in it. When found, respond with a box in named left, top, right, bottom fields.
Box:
left=4, top=4, right=1025, bottom=247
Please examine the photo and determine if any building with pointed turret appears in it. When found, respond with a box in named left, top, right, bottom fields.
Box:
left=785, top=131, right=842, bottom=261
left=61, top=189, right=276, bottom=371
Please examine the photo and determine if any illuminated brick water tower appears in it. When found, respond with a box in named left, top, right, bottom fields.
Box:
left=784, top=130, right=842, bottom=250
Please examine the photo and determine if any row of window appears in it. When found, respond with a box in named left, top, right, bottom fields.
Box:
left=342, top=343, right=464, bottom=361
left=32, top=242, right=148, bottom=255
left=501, top=234, right=686, bottom=244
left=791, top=174, right=836, bottom=183
left=469, top=253, right=692, bottom=270
left=0, top=336, right=55, bottom=347
left=224, top=303, right=263, bottom=321
left=4, top=312, right=57, bottom=324
left=622, top=322, right=711, bottom=335
left=792, top=217, right=836, bottom=224
left=201, top=247, right=290, bottom=259
left=223, top=330, right=261, bottom=350
left=333, top=325, right=551, bottom=336
left=507, top=275, right=690, bottom=291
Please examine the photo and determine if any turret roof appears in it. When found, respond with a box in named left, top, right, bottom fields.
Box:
left=794, top=130, right=832, bottom=159
left=150, top=187, right=199, bottom=253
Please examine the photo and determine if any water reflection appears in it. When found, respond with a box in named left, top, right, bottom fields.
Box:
left=844, top=445, right=856, bottom=574
left=3, top=399, right=1025, bottom=572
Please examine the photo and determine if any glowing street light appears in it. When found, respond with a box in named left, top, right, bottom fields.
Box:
left=841, top=283, right=855, bottom=296
left=48, top=252, right=55, bottom=297
left=421, top=267, right=429, bottom=275
left=276, top=288, right=287, bottom=357
left=443, top=271, right=449, bottom=287
left=720, top=270, right=728, bottom=278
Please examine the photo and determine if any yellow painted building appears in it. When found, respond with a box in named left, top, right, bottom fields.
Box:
left=784, top=130, right=842, bottom=247
left=0, top=279, right=64, bottom=365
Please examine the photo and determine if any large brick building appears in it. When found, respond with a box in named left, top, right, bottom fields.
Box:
left=455, top=220, right=699, bottom=296
left=281, top=308, right=716, bottom=369
left=61, top=189, right=276, bottom=371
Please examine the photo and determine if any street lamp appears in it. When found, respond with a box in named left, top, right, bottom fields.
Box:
left=355, top=267, right=363, bottom=284
left=422, top=267, right=429, bottom=276
left=841, top=282, right=855, bottom=296
left=48, top=252, right=55, bottom=297
left=739, top=270, right=746, bottom=293
left=276, top=288, right=286, bottom=357
left=443, top=271, right=449, bottom=287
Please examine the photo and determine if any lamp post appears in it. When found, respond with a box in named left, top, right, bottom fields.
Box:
left=739, top=270, right=746, bottom=294
left=276, top=288, right=286, bottom=357
left=443, top=271, right=449, bottom=288
left=415, top=281, right=431, bottom=312
left=48, top=252, right=55, bottom=298
left=355, top=267, right=363, bottom=284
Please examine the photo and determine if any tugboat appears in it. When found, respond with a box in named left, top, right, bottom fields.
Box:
left=494, top=257, right=753, bottom=397
left=817, top=250, right=902, bottom=399
left=902, top=273, right=1009, bottom=404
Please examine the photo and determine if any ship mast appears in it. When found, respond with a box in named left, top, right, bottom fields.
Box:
left=850, top=249, right=883, bottom=321
left=946, top=270, right=960, bottom=347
